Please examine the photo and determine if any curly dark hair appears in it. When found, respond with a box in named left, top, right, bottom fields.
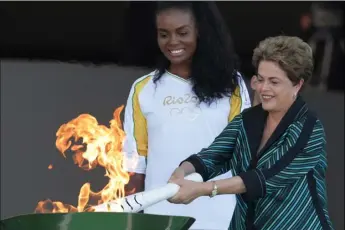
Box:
left=154, top=2, right=240, bottom=104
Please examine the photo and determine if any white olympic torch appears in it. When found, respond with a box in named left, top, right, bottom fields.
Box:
left=93, top=173, right=203, bottom=213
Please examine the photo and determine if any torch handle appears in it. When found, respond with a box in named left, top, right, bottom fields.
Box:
left=183, top=172, right=204, bottom=182
left=93, top=173, right=203, bottom=213
left=121, top=172, right=203, bottom=212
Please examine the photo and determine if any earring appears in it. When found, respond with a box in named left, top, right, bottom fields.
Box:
left=293, top=93, right=297, bottom=99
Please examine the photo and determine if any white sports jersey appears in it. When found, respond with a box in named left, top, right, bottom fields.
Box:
left=123, top=70, right=251, bottom=230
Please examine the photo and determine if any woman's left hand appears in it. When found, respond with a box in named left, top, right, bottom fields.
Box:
left=168, top=179, right=209, bottom=204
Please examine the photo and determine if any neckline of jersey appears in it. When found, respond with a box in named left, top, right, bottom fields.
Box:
left=165, top=70, right=192, bottom=83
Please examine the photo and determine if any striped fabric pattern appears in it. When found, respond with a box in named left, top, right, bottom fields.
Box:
left=189, top=106, right=334, bottom=230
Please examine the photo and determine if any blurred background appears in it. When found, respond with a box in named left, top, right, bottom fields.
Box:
left=0, top=1, right=343, bottom=229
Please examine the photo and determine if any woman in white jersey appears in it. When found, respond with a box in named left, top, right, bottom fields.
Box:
left=123, top=2, right=251, bottom=229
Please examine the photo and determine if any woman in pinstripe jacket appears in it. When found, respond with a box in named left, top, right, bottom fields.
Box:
left=168, top=36, right=334, bottom=230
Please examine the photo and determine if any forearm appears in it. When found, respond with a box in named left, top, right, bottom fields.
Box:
left=179, top=161, right=196, bottom=176
left=199, top=176, right=247, bottom=196
left=216, top=176, right=246, bottom=194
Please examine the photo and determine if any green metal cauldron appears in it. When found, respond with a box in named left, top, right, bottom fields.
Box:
left=0, top=212, right=195, bottom=230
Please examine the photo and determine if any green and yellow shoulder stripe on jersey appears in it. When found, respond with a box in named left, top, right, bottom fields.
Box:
left=228, top=86, right=242, bottom=122
left=132, top=76, right=151, bottom=157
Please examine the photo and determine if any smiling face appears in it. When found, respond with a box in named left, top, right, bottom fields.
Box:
left=156, top=8, right=198, bottom=65
left=255, top=60, right=303, bottom=113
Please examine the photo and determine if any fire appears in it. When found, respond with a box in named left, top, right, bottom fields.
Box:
left=35, top=105, right=136, bottom=213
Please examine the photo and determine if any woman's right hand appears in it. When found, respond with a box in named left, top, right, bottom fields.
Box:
left=168, top=167, right=186, bottom=184
left=167, top=166, right=206, bottom=204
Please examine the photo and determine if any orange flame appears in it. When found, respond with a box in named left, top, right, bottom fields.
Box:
left=35, top=105, right=136, bottom=213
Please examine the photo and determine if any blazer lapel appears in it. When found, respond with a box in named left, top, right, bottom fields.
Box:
left=242, top=96, right=308, bottom=162
left=257, top=96, right=307, bottom=158
left=242, top=105, right=268, bottom=164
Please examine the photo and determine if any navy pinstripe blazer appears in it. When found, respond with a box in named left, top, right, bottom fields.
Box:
left=184, top=96, right=334, bottom=230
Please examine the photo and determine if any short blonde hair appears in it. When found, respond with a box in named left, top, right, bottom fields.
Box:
left=252, top=36, right=314, bottom=87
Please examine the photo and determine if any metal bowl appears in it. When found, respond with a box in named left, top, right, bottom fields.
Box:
left=0, top=212, right=195, bottom=230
